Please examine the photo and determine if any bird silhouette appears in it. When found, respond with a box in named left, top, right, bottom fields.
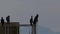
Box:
left=6, top=15, right=10, bottom=23
left=1, top=17, right=4, bottom=26
left=33, top=14, right=39, bottom=24
left=30, top=16, right=33, bottom=26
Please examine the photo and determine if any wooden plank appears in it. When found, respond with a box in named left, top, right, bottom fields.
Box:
left=20, top=24, right=30, bottom=26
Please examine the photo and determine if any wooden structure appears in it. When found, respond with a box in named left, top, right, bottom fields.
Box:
left=0, top=22, right=37, bottom=34
left=0, top=22, right=19, bottom=34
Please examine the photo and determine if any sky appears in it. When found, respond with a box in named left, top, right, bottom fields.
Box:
left=0, top=0, right=60, bottom=32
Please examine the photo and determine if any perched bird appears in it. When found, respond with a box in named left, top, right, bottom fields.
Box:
left=6, top=15, right=10, bottom=23
left=30, top=16, right=33, bottom=26
left=1, top=17, right=4, bottom=26
left=33, top=14, right=39, bottom=24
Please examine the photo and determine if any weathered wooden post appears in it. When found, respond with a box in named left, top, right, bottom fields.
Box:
left=32, top=23, right=36, bottom=34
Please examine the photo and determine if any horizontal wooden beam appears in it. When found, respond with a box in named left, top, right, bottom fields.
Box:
left=20, top=24, right=31, bottom=26
left=0, top=22, right=32, bottom=27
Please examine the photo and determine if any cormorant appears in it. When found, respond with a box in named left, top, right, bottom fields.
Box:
left=1, top=17, right=4, bottom=26
left=6, top=15, right=10, bottom=23
left=30, top=16, right=33, bottom=26
left=33, top=14, right=39, bottom=24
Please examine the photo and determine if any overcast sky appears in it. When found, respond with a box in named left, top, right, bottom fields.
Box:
left=0, top=0, right=60, bottom=32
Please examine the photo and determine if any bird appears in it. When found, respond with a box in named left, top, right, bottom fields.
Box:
left=1, top=17, right=4, bottom=26
left=30, top=16, right=33, bottom=26
left=6, top=15, right=10, bottom=23
left=33, top=14, right=39, bottom=24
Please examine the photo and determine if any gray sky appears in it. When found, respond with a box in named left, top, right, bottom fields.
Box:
left=0, top=0, right=60, bottom=32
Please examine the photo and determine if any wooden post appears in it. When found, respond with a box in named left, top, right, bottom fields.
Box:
left=32, top=24, right=36, bottom=34
left=5, top=24, right=6, bottom=34
left=34, top=24, right=36, bottom=34
left=8, top=24, right=9, bottom=34
left=32, top=24, right=33, bottom=34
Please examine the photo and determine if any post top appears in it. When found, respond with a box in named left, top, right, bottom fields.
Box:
left=0, top=22, right=20, bottom=27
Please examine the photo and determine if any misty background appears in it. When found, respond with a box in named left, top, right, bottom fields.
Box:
left=0, top=0, right=60, bottom=34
